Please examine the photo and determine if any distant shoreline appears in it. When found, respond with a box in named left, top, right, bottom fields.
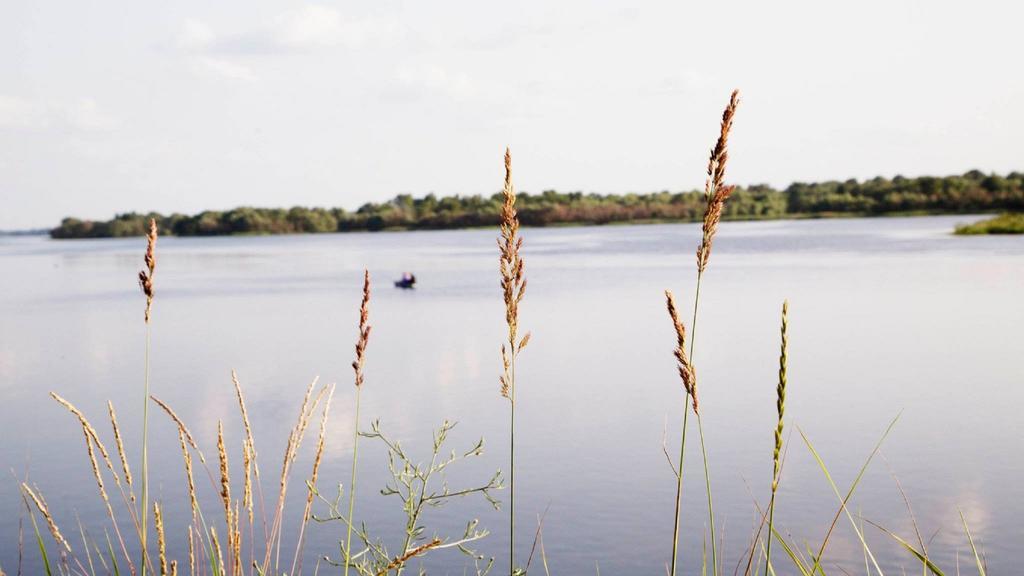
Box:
left=48, top=170, right=1023, bottom=239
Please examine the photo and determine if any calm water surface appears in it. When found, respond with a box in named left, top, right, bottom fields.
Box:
left=1, top=215, right=1022, bottom=574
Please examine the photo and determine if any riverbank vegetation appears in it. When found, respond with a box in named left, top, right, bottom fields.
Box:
left=954, top=212, right=1024, bottom=235
left=50, top=170, right=1024, bottom=238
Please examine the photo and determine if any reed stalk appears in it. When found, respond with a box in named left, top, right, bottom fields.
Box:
left=764, top=301, right=788, bottom=575
left=345, top=270, right=372, bottom=576
left=138, top=217, right=157, bottom=575
left=666, top=89, right=739, bottom=576
left=499, top=148, right=529, bottom=576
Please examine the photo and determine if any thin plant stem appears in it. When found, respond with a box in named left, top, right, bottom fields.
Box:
left=668, top=392, right=691, bottom=576
left=510, top=359, right=516, bottom=576
left=669, top=268, right=704, bottom=576
left=344, top=386, right=361, bottom=576
left=696, top=413, right=717, bottom=576
left=140, top=323, right=151, bottom=576
left=764, top=484, right=778, bottom=575
left=691, top=269, right=719, bottom=576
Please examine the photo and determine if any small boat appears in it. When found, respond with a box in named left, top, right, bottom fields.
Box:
left=394, top=275, right=416, bottom=289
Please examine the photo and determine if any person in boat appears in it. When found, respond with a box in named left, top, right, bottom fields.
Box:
left=395, top=272, right=417, bottom=289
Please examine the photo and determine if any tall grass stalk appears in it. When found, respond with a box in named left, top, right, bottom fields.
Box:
left=764, top=301, right=788, bottom=575
left=498, top=147, right=529, bottom=575
left=344, top=270, right=372, bottom=576
left=666, top=89, right=739, bottom=576
left=135, top=218, right=158, bottom=575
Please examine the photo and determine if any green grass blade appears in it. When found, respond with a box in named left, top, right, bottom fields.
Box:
left=106, top=531, right=120, bottom=576
left=958, top=509, right=986, bottom=576
left=27, top=507, right=53, bottom=576
left=802, top=414, right=900, bottom=574
left=799, top=420, right=897, bottom=576
left=863, top=519, right=945, bottom=576
left=768, top=526, right=813, bottom=576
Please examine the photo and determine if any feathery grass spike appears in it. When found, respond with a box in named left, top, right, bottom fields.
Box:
left=499, top=147, right=528, bottom=575
left=697, top=90, right=740, bottom=274
left=345, top=271, right=371, bottom=576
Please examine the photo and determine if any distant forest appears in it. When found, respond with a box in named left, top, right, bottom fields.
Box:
left=51, top=170, right=1024, bottom=238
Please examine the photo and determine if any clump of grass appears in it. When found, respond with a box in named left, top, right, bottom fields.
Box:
left=665, top=89, right=739, bottom=576
left=498, top=147, right=529, bottom=575
left=954, top=213, right=1024, bottom=234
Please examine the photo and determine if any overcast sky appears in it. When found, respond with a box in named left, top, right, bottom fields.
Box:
left=1, top=1, right=1021, bottom=229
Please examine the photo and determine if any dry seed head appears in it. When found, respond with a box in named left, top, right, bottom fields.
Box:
left=154, top=502, right=167, bottom=576
left=151, top=395, right=205, bottom=463
left=139, top=218, right=157, bottom=323
left=21, top=483, right=71, bottom=552
left=232, top=369, right=257, bottom=523
left=242, top=439, right=253, bottom=524
left=232, top=500, right=241, bottom=575
left=665, top=290, right=699, bottom=414
left=188, top=525, right=195, bottom=576
left=210, top=528, right=225, bottom=575
left=231, top=370, right=257, bottom=464
left=352, top=270, right=372, bottom=388
left=498, top=148, right=527, bottom=401
left=306, top=385, right=334, bottom=508
left=50, top=392, right=121, bottom=486
left=697, top=90, right=740, bottom=274
left=107, top=402, right=134, bottom=500
left=178, top=429, right=198, bottom=512
left=217, top=421, right=231, bottom=525
left=80, top=427, right=113, bottom=512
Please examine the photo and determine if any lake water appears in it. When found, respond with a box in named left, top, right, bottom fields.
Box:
left=1, top=215, right=1022, bottom=575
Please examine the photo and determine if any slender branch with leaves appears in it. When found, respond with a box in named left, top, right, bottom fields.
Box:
left=315, top=419, right=501, bottom=576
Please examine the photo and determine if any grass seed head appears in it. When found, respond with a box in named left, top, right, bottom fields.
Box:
left=697, top=90, right=740, bottom=274
left=139, top=218, right=157, bottom=323
left=664, top=290, right=699, bottom=414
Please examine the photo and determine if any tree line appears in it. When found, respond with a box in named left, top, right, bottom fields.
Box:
left=50, top=170, right=1024, bottom=238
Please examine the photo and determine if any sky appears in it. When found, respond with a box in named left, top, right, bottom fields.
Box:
left=1, top=1, right=1021, bottom=230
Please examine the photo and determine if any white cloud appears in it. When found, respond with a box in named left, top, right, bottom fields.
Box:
left=0, top=95, right=117, bottom=132
left=395, top=65, right=477, bottom=102
left=276, top=5, right=346, bottom=48
left=196, top=57, right=257, bottom=82
left=63, top=98, right=119, bottom=131
left=179, top=5, right=405, bottom=54
left=178, top=19, right=217, bottom=50
left=177, top=5, right=404, bottom=82
left=0, top=95, right=43, bottom=128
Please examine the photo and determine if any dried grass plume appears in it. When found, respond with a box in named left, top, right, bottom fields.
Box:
left=665, top=290, right=698, bottom=414
left=499, top=147, right=529, bottom=401
left=697, top=90, right=740, bottom=274
left=352, top=270, right=372, bottom=388
left=138, top=218, right=157, bottom=323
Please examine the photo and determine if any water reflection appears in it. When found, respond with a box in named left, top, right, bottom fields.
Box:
left=0, top=216, right=1021, bottom=574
